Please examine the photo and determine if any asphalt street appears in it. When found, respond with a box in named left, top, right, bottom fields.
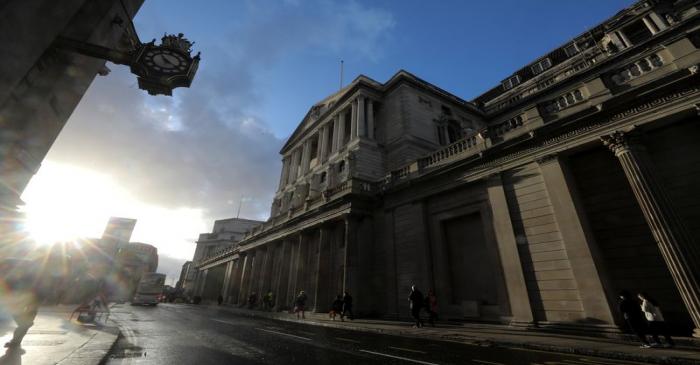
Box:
left=106, top=304, right=651, bottom=365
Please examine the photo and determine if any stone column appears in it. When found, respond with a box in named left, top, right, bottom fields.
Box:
left=601, top=131, right=700, bottom=336
left=221, top=260, right=235, bottom=302
left=367, top=99, right=374, bottom=139
left=350, top=99, right=358, bottom=141
left=331, top=116, right=339, bottom=153
left=357, top=96, right=366, bottom=138
left=289, top=149, right=299, bottom=184
left=342, top=216, right=358, bottom=296
left=320, top=125, right=329, bottom=162
left=486, top=174, right=535, bottom=325
left=229, top=258, right=243, bottom=304
left=275, top=240, right=292, bottom=309
left=337, top=111, right=346, bottom=149
left=642, top=16, right=659, bottom=35
left=237, top=254, right=251, bottom=304
left=279, top=157, right=290, bottom=190
left=313, top=226, right=325, bottom=312
left=300, top=140, right=311, bottom=175
left=539, top=155, right=616, bottom=325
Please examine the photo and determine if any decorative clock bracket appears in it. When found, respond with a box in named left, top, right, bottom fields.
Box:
left=53, top=12, right=200, bottom=96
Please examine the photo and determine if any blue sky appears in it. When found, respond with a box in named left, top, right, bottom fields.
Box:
left=133, top=0, right=634, bottom=138
left=22, top=0, right=636, bottom=277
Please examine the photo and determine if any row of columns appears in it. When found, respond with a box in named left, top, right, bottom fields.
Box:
left=600, top=131, right=700, bottom=336
left=224, top=216, right=358, bottom=312
left=487, top=128, right=700, bottom=335
left=278, top=96, right=375, bottom=190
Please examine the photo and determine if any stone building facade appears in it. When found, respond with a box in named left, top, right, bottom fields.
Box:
left=195, top=0, right=700, bottom=336
left=190, top=218, right=263, bottom=300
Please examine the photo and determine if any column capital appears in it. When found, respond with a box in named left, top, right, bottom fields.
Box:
left=535, top=153, right=558, bottom=165
left=600, top=130, right=642, bottom=156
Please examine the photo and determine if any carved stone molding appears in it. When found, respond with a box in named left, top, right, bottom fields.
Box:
left=535, top=153, right=558, bottom=165
left=600, top=130, right=639, bottom=157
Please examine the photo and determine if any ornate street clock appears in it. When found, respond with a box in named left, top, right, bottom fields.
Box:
left=54, top=17, right=200, bottom=96
left=129, top=34, right=201, bottom=96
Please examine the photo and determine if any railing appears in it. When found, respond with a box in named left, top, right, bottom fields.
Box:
left=418, top=133, right=483, bottom=170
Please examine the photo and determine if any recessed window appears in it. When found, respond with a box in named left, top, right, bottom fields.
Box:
left=441, top=105, right=452, bottom=116
left=338, top=160, right=346, bottom=173
left=624, top=20, right=653, bottom=45
left=563, top=43, right=579, bottom=57
left=320, top=172, right=327, bottom=183
left=502, top=75, right=521, bottom=90
left=530, top=58, right=552, bottom=75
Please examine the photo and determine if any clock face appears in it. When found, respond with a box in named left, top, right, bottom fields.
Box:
left=143, top=48, right=189, bottom=74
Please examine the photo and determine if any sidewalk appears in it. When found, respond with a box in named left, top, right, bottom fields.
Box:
left=213, top=304, right=700, bottom=365
left=0, top=305, right=119, bottom=365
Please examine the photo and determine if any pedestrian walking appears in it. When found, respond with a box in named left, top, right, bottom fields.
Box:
left=294, top=291, right=308, bottom=319
left=426, top=289, right=438, bottom=327
left=0, top=259, right=41, bottom=349
left=341, top=291, right=354, bottom=321
left=617, top=291, right=651, bottom=348
left=638, top=292, right=675, bottom=348
left=217, top=294, right=224, bottom=306
left=263, top=291, right=274, bottom=311
left=330, top=295, right=343, bottom=321
left=408, top=285, right=424, bottom=328
left=247, top=292, right=257, bottom=309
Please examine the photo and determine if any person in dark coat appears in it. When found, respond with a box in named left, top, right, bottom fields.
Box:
left=341, top=291, right=353, bottom=321
left=294, top=291, right=308, bottom=319
left=638, top=292, right=675, bottom=348
left=217, top=294, right=224, bottom=306
left=408, top=285, right=424, bottom=328
left=330, top=295, right=343, bottom=321
left=618, top=290, right=650, bottom=348
left=247, top=292, right=257, bottom=309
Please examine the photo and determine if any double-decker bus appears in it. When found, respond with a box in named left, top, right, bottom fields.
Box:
left=131, top=273, right=166, bottom=306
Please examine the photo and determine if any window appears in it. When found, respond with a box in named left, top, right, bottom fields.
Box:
left=437, top=125, right=446, bottom=145
left=441, top=105, right=452, bottom=116
left=343, top=109, right=352, bottom=144
left=446, top=120, right=463, bottom=144
left=338, top=160, right=345, bottom=173
left=530, top=58, right=552, bottom=75
left=320, top=172, right=327, bottom=183
left=502, top=75, right=521, bottom=90
left=563, top=43, right=579, bottom=57
left=326, top=123, right=334, bottom=154
left=623, top=20, right=653, bottom=45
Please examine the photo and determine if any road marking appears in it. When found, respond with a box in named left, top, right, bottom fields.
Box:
left=472, top=360, right=504, bottom=365
left=256, top=328, right=312, bottom=341
left=388, top=346, right=427, bottom=354
left=335, top=337, right=361, bottom=344
left=359, top=349, right=439, bottom=365
left=211, top=319, right=237, bottom=325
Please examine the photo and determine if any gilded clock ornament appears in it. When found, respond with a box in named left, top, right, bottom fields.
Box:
left=53, top=15, right=201, bottom=97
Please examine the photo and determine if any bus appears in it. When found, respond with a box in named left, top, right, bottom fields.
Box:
left=131, top=273, right=166, bottom=306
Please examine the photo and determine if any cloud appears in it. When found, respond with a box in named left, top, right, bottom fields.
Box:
left=39, top=0, right=396, bottom=260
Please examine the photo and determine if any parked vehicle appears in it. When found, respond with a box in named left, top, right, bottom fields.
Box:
left=131, top=273, right=166, bottom=306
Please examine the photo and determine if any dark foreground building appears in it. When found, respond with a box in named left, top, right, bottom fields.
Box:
left=0, top=0, right=144, bottom=255
left=194, top=1, right=700, bottom=336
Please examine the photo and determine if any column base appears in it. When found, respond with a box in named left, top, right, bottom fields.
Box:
left=693, top=328, right=700, bottom=338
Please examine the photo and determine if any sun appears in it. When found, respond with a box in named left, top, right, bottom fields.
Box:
left=20, top=162, right=121, bottom=245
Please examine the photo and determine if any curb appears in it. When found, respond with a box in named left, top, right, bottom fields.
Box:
left=215, top=305, right=699, bottom=365
left=56, top=321, right=120, bottom=365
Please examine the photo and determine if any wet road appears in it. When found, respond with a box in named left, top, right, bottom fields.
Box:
left=106, top=304, right=648, bottom=365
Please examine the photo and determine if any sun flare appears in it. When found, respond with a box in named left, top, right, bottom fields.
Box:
left=20, top=161, right=205, bottom=260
